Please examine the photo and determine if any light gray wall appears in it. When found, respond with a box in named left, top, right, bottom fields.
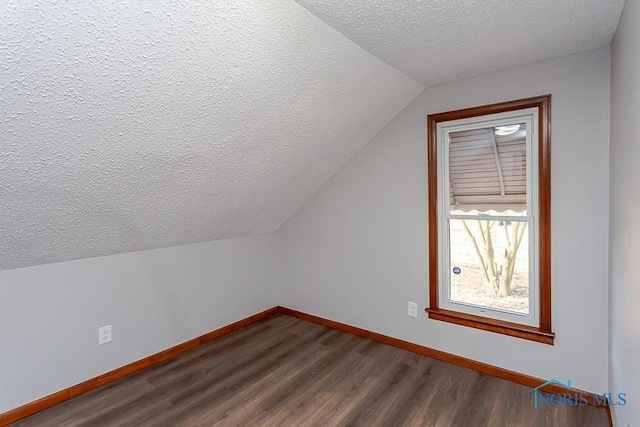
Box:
left=610, top=0, right=640, bottom=424
left=0, top=46, right=619, bottom=418
left=0, top=233, right=278, bottom=413
left=278, top=48, right=611, bottom=394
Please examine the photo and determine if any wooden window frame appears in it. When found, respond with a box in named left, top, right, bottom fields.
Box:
left=426, top=95, right=554, bottom=345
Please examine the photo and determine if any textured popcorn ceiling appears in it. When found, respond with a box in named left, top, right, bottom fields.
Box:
left=295, top=0, right=625, bottom=86
left=0, top=0, right=423, bottom=270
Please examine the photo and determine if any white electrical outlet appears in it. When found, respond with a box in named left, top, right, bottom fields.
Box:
left=99, top=325, right=112, bottom=345
left=408, top=302, right=418, bottom=318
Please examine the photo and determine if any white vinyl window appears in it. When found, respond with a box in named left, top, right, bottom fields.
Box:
left=436, top=109, right=539, bottom=326
left=427, top=96, right=553, bottom=344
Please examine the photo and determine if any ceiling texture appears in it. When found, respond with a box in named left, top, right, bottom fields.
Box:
left=0, top=0, right=625, bottom=270
left=294, top=0, right=625, bottom=86
left=0, top=0, right=422, bottom=270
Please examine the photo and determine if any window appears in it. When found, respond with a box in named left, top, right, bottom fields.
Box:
left=427, top=96, right=554, bottom=344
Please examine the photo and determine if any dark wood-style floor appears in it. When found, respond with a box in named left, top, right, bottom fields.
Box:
left=12, top=314, right=609, bottom=426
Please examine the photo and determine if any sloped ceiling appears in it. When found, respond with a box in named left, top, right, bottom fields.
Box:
left=0, top=0, right=423, bottom=270
left=1, top=1, right=627, bottom=272
left=294, top=0, right=625, bottom=86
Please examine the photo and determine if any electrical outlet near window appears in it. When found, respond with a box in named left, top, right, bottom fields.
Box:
left=99, top=325, right=112, bottom=345
left=408, top=302, right=418, bottom=318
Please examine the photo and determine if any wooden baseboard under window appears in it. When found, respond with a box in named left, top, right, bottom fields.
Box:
left=278, top=307, right=608, bottom=411
left=0, top=306, right=609, bottom=426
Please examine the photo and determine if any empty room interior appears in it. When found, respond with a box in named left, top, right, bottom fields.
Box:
left=1, top=0, right=639, bottom=426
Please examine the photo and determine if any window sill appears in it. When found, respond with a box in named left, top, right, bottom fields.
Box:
left=426, top=307, right=555, bottom=345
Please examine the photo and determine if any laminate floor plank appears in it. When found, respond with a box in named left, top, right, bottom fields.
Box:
left=273, top=341, right=383, bottom=426
left=158, top=326, right=338, bottom=426
left=11, top=314, right=610, bottom=427
left=185, top=343, right=334, bottom=426
left=222, top=342, right=364, bottom=426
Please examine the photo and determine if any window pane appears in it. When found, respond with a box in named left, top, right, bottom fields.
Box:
left=448, top=123, right=527, bottom=215
left=448, top=219, right=529, bottom=315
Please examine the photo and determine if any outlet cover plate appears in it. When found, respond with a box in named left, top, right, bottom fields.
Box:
left=99, top=325, right=112, bottom=345
left=408, top=302, right=418, bottom=318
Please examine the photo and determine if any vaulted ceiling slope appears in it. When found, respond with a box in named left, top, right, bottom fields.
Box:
left=0, top=0, right=423, bottom=270
left=295, top=0, right=625, bottom=86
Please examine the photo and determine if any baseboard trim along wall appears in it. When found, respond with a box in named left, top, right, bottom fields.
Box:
left=0, top=306, right=610, bottom=425
left=0, top=307, right=279, bottom=426
left=277, top=308, right=612, bottom=412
